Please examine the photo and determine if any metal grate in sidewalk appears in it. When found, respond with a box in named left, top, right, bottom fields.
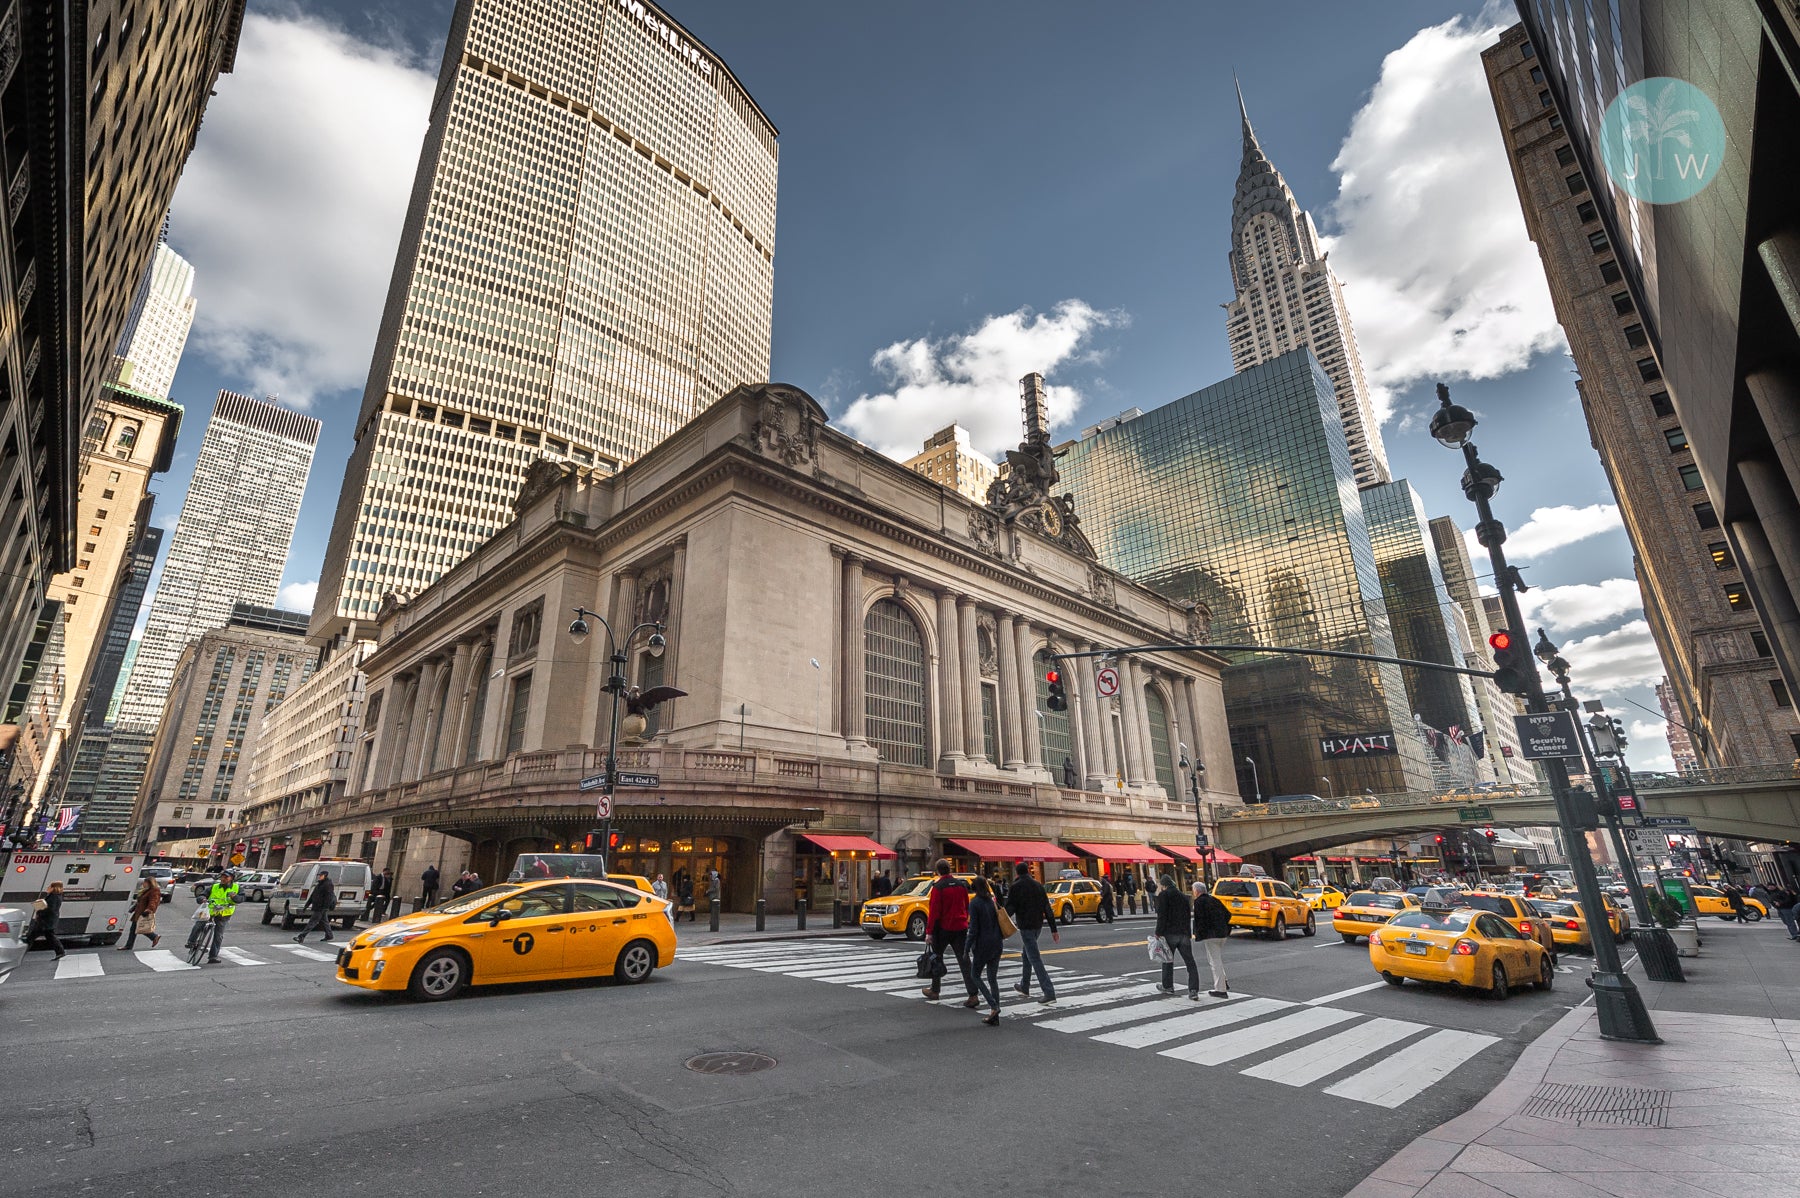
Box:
left=1521, top=1082, right=1671, bottom=1127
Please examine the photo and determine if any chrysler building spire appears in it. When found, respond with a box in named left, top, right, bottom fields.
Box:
left=1223, top=86, right=1390, bottom=487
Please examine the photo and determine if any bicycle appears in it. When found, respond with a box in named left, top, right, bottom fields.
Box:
left=186, top=914, right=221, bottom=966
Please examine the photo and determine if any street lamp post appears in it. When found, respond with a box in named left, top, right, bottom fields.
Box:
left=1430, top=384, right=1658, bottom=1042
left=567, top=607, right=670, bottom=872
left=1181, top=744, right=1211, bottom=886
left=1319, top=775, right=1334, bottom=799
left=1243, top=756, right=1261, bottom=804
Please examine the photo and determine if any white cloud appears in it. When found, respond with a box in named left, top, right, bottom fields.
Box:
left=1464, top=503, right=1623, bottom=573
left=166, top=14, right=436, bottom=405
left=1558, top=620, right=1665, bottom=695
left=1518, top=578, right=1643, bottom=634
left=1627, top=719, right=1675, bottom=772
left=1322, top=16, right=1567, bottom=423
left=277, top=580, right=319, bottom=613
left=836, top=300, right=1123, bottom=459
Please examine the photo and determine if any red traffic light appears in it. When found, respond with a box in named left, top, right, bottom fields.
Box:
left=1045, top=669, right=1060, bottom=685
left=610, top=832, right=621, bottom=849
left=1434, top=834, right=1445, bottom=844
left=1488, top=630, right=1513, bottom=651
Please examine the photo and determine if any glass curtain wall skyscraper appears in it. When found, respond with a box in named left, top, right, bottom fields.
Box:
left=311, top=0, right=779, bottom=633
left=1224, top=85, right=1390, bottom=490
left=1058, top=349, right=1434, bottom=799
left=115, top=394, right=320, bottom=729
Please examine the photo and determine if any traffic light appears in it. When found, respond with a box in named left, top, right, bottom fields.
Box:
left=1045, top=668, right=1067, bottom=712
left=1434, top=834, right=1445, bottom=845
left=1609, top=717, right=1628, bottom=751
left=1483, top=827, right=1498, bottom=841
left=584, top=830, right=620, bottom=854
left=1488, top=629, right=1529, bottom=694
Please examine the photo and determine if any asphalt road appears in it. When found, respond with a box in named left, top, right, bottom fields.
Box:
left=0, top=896, right=1584, bottom=1197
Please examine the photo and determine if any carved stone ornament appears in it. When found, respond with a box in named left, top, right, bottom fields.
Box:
left=376, top=590, right=412, bottom=622
left=752, top=383, right=822, bottom=468
left=976, top=614, right=1000, bottom=679
left=635, top=567, right=673, bottom=627
left=1088, top=563, right=1117, bottom=607
left=514, top=458, right=577, bottom=515
left=967, top=507, right=1001, bottom=557
left=1185, top=602, right=1214, bottom=645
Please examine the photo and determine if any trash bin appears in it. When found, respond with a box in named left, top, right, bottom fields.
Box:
left=1634, top=926, right=1686, bottom=982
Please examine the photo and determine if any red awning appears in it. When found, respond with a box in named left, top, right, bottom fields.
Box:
left=1358, top=856, right=1390, bottom=863
left=1291, top=854, right=1318, bottom=862
left=947, top=837, right=1080, bottom=863
left=1155, top=845, right=1206, bottom=863
left=1326, top=856, right=1353, bottom=863
left=1071, top=842, right=1172, bottom=864
left=798, top=833, right=895, bottom=859
left=1209, top=849, right=1244, bottom=864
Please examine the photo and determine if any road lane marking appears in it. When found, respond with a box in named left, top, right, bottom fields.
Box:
left=814, top=965, right=923, bottom=983
left=749, top=955, right=899, bottom=974
left=1242, top=1017, right=1424, bottom=1087
left=1323, top=1028, right=1499, bottom=1106
left=1004, top=982, right=1164, bottom=1017
left=1040, top=996, right=1235, bottom=1034
left=1160, top=1006, right=1358, bottom=1066
left=1095, top=997, right=1293, bottom=1049
left=280, top=945, right=339, bottom=962
left=134, top=950, right=198, bottom=972
left=1036, top=940, right=1153, bottom=956
left=54, top=955, right=103, bottom=979
left=215, top=948, right=267, bottom=967
left=1304, top=981, right=1387, bottom=1006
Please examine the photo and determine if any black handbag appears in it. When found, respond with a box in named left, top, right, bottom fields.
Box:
left=915, top=948, right=947, bottom=980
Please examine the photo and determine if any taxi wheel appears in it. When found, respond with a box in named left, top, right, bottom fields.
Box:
left=1488, top=962, right=1510, bottom=1001
left=408, top=949, right=469, bottom=1002
left=1534, top=955, right=1554, bottom=991
left=906, top=913, right=927, bottom=941
left=614, top=940, right=657, bottom=984
left=1301, top=911, right=1316, bottom=937
left=1381, top=972, right=1404, bottom=987
left=1340, top=932, right=1358, bottom=944
left=1270, top=916, right=1286, bottom=941
left=1745, top=909, right=1763, bottom=922
left=260, top=906, right=273, bottom=926
left=1059, top=906, right=1074, bottom=928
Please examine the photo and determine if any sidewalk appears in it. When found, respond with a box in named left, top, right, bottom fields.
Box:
left=1350, top=918, right=1800, bottom=1198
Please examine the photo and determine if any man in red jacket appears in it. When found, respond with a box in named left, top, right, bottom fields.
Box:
left=921, top=858, right=979, bottom=1005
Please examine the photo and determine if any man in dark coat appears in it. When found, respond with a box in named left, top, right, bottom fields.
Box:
left=1098, top=874, right=1116, bottom=923
left=294, top=870, right=338, bottom=943
left=1153, top=874, right=1199, bottom=998
left=1004, top=863, right=1059, bottom=1002
left=420, top=864, right=441, bottom=908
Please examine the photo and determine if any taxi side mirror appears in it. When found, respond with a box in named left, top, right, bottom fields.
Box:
left=489, top=908, right=514, bottom=925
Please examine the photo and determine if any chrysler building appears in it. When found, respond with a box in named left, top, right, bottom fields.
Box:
left=1223, top=85, right=1390, bottom=488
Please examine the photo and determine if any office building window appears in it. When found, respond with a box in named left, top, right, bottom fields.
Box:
left=1576, top=199, right=1597, bottom=223
left=1708, top=542, right=1732, bottom=569
left=1521, top=41, right=1535, bottom=58
left=1540, top=90, right=1554, bottom=108
left=1530, top=67, right=1545, bottom=83
left=1638, top=357, right=1663, bottom=383
left=1625, top=323, right=1649, bottom=348
left=1679, top=464, right=1705, bottom=491
left=1664, top=427, right=1689, bottom=453
left=1724, top=585, right=1752, bottom=612
left=1612, top=292, right=1634, bottom=315
left=1549, top=112, right=1563, bottom=130
left=1694, top=502, right=1719, bottom=529
left=1649, top=391, right=1674, bottom=417
left=1566, top=172, right=1588, bottom=195
left=1751, top=630, right=1772, bottom=657
left=1772, top=680, right=1792, bottom=708
left=1600, top=260, right=1623, bottom=283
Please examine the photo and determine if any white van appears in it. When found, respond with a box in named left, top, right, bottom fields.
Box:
left=260, top=859, right=372, bottom=931
left=1, top=851, right=144, bottom=945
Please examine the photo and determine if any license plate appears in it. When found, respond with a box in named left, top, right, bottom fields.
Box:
left=1404, top=941, right=1429, bottom=956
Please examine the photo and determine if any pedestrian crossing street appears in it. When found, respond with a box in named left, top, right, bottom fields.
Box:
left=11, top=941, right=342, bottom=982
left=679, top=941, right=1501, bottom=1108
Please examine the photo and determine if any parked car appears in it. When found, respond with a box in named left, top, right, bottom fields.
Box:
left=0, top=904, right=31, bottom=984
left=262, top=859, right=373, bottom=931
left=140, top=866, right=178, bottom=903
left=234, top=870, right=282, bottom=903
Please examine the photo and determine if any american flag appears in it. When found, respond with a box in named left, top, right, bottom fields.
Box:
left=54, top=805, right=81, bottom=833
left=1447, top=725, right=1467, bottom=745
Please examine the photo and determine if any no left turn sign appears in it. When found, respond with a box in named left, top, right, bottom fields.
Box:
left=1096, top=666, right=1120, bottom=698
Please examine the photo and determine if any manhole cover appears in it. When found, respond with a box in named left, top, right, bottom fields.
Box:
left=685, top=1051, right=777, bottom=1076
left=1521, top=1083, right=1670, bottom=1127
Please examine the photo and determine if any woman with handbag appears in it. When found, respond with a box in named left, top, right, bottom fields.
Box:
left=121, top=876, right=163, bottom=950
left=968, top=876, right=1005, bottom=1026
left=33, top=881, right=66, bottom=960
left=1153, top=874, right=1198, bottom=998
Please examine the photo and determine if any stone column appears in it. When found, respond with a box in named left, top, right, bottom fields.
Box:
left=402, top=657, right=446, bottom=781
left=367, top=673, right=410, bottom=792
left=1171, top=674, right=1196, bottom=797
left=1183, top=675, right=1206, bottom=782
left=841, top=554, right=866, bottom=748
left=1117, top=657, right=1147, bottom=786
left=1740, top=459, right=1800, bottom=590
left=663, top=537, right=687, bottom=732
left=1732, top=482, right=1800, bottom=700
left=1747, top=370, right=1800, bottom=488
left=451, top=641, right=491, bottom=768
left=995, top=611, right=1025, bottom=768
left=384, top=676, right=421, bottom=789
left=936, top=591, right=965, bottom=762
left=1013, top=618, right=1041, bottom=769
left=958, top=597, right=984, bottom=763
left=1074, top=644, right=1107, bottom=788
left=432, top=641, right=475, bottom=774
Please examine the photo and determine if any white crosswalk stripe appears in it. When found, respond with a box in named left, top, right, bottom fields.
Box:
left=281, top=944, right=340, bottom=963
left=215, top=948, right=268, bottom=967
left=134, top=949, right=198, bottom=972
left=54, top=955, right=103, bottom=979
left=665, top=940, right=1504, bottom=1108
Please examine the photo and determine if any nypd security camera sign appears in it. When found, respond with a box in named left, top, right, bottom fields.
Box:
left=1514, top=710, right=1582, bottom=760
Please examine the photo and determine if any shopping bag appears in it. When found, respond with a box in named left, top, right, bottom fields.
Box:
left=135, top=913, right=158, bottom=936
left=997, top=907, right=1017, bottom=939
left=1146, top=934, right=1173, bottom=963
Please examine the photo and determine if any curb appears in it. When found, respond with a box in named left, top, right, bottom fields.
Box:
left=1346, top=1004, right=1595, bottom=1197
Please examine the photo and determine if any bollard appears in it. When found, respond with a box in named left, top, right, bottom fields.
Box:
left=797, top=897, right=807, bottom=930
left=709, top=897, right=721, bottom=932
left=755, top=898, right=766, bottom=932
left=831, top=900, right=842, bottom=929
left=389, top=894, right=404, bottom=921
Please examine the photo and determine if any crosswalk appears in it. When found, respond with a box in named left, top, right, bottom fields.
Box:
left=20, top=941, right=340, bottom=982
left=679, top=941, right=1500, bottom=1108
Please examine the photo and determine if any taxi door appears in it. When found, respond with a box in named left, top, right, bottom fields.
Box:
left=465, top=886, right=572, bottom=981
left=565, top=882, right=646, bottom=978
left=1074, top=881, right=1100, bottom=916
left=1478, top=914, right=1531, bottom=983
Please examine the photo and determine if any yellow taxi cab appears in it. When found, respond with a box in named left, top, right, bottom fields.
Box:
left=1369, top=906, right=1553, bottom=998
left=1687, top=885, right=1768, bottom=921
left=859, top=874, right=976, bottom=940
left=334, top=876, right=676, bottom=1001
left=1046, top=877, right=1105, bottom=925
left=1300, top=884, right=1347, bottom=911
left=1332, top=890, right=1419, bottom=943
left=1529, top=899, right=1603, bottom=951
left=1461, top=891, right=1559, bottom=962
left=1214, top=876, right=1315, bottom=939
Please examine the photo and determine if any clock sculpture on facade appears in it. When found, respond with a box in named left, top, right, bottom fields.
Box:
left=979, top=373, right=1096, bottom=560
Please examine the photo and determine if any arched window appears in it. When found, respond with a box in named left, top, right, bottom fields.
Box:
left=1144, top=685, right=1177, bottom=795
left=1034, top=649, right=1073, bottom=774
left=864, top=599, right=929, bottom=766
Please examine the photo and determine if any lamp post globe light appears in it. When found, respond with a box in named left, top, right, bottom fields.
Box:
left=567, top=607, right=681, bottom=872
left=1428, top=383, right=1658, bottom=1042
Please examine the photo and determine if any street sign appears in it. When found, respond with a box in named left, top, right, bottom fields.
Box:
left=593, top=794, right=613, bottom=820
left=1513, top=710, right=1583, bottom=760
left=1096, top=666, right=1120, bottom=698
left=369, top=826, right=383, bottom=840
left=229, top=853, right=244, bottom=866
left=579, top=773, right=608, bottom=792
left=1195, top=832, right=1209, bottom=849
left=1645, top=815, right=1695, bottom=830
left=616, top=771, right=659, bottom=787
left=1457, top=806, right=1494, bottom=822
left=1622, top=826, right=1652, bottom=858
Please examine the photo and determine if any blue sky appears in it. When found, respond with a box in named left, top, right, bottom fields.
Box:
left=143, top=1, right=1676, bottom=765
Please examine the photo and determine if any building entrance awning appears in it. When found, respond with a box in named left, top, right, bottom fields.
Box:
left=797, top=833, right=895, bottom=859
left=946, top=837, right=1079, bottom=862
left=1155, top=845, right=1205, bottom=863
left=1071, top=842, right=1171, bottom=864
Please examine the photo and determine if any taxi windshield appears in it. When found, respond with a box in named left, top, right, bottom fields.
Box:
left=888, top=877, right=934, bottom=898
left=433, top=884, right=523, bottom=915
left=1388, top=909, right=1476, bottom=931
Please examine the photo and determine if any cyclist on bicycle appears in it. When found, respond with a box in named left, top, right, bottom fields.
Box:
left=201, top=873, right=241, bottom=964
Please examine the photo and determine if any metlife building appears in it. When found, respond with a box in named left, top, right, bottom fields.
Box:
left=1057, top=349, right=1436, bottom=799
